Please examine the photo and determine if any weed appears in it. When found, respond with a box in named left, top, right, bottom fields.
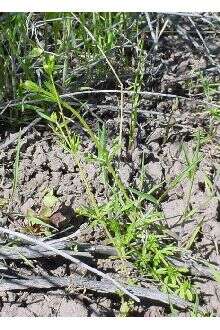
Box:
left=118, top=297, right=135, bottom=317
left=20, top=54, right=199, bottom=303
left=129, top=37, right=145, bottom=148
left=23, top=189, right=59, bottom=236
left=8, top=129, right=22, bottom=211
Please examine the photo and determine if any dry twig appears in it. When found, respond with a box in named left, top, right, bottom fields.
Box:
left=0, top=226, right=140, bottom=302
left=0, top=274, right=191, bottom=310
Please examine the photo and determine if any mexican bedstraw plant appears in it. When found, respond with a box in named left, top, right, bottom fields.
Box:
left=22, top=55, right=196, bottom=302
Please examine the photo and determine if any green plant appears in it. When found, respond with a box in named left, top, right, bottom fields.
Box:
left=8, top=129, right=22, bottom=211
left=24, top=189, right=58, bottom=236
left=199, top=74, right=219, bottom=102
left=129, top=37, right=145, bottom=148
left=20, top=55, right=198, bottom=304
left=207, top=108, right=220, bottom=121
left=118, top=297, right=135, bottom=317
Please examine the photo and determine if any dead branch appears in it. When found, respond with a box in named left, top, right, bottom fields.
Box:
left=0, top=226, right=140, bottom=302
left=0, top=236, right=218, bottom=281
left=0, top=240, right=117, bottom=260
left=0, top=274, right=192, bottom=310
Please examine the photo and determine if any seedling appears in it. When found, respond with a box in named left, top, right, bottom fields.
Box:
left=24, top=189, right=58, bottom=236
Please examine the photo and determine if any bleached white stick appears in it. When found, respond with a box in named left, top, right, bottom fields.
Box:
left=0, top=226, right=140, bottom=302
